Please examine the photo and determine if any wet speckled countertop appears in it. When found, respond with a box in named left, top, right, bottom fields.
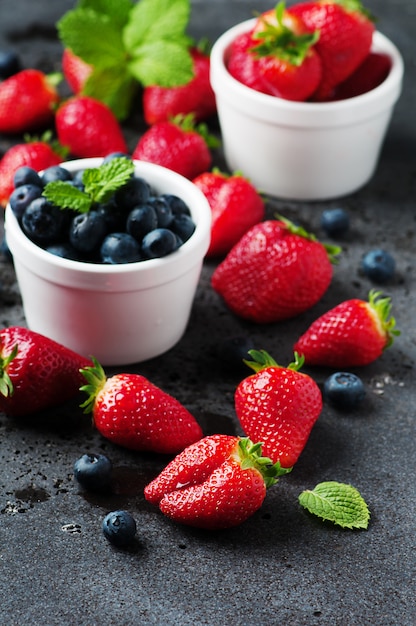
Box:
left=0, top=1, right=415, bottom=625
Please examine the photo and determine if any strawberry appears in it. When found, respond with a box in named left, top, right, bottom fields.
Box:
left=331, top=52, right=392, bottom=100
left=144, top=435, right=290, bottom=529
left=143, top=46, right=217, bottom=125
left=226, top=31, right=271, bottom=94
left=132, top=114, right=216, bottom=180
left=62, top=48, right=93, bottom=94
left=227, top=2, right=322, bottom=101
left=293, top=290, right=400, bottom=367
left=0, top=135, right=63, bottom=207
left=0, top=326, right=92, bottom=417
left=192, top=169, right=265, bottom=258
left=80, top=358, right=203, bottom=455
left=289, top=0, right=375, bottom=101
left=0, top=68, right=60, bottom=135
left=211, top=217, right=340, bottom=323
left=55, top=95, right=128, bottom=158
left=235, top=351, right=322, bottom=468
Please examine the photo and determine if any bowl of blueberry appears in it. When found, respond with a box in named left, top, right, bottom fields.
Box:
left=209, top=2, right=404, bottom=200
left=5, top=156, right=211, bottom=365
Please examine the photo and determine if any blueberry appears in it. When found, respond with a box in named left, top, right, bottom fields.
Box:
left=9, top=184, right=43, bottom=219
left=0, top=50, right=21, bottom=79
left=41, top=165, right=73, bottom=185
left=73, top=453, right=113, bottom=492
left=141, top=228, right=179, bottom=259
left=13, top=166, right=43, bottom=189
left=170, top=214, right=195, bottom=243
left=115, top=176, right=151, bottom=211
left=161, top=193, right=191, bottom=216
left=21, top=197, right=66, bottom=245
left=96, top=200, right=126, bottom=232
left=126, top=204, right=158, bottom=241
left=217, top=336, right=256, bottom=373
left=101, top=232, right=142, bottom=264
left=323, top=372, right=366, bottom=411
left=320, top=208, right=350, bottom=238
left=46, top=242, right=82, bottom=261
left=102, top=152, right=132, bottom=163
left=69, top=211, right=108, bottom=254
left=148, top=196, right=173, bottom=228
left=361, top=249, right=396, bottom=283
left=102, top=510, right=137, bottom=548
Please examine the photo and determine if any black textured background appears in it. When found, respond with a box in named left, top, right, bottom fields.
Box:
left=0, top=1, right=415, bottom=625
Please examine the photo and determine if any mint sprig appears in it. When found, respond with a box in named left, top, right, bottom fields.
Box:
left=57, top=0, right=194, bottom=120
left=42, top=157, right=135, bottom=213
left=299, top=481, right=370, bottom=529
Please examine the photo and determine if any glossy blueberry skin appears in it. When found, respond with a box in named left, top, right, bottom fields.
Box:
left=161, top=193, right=191, bottom=217
left=46, top=242, right=82, bottom=261
left=148, top=196, right=173, bottom=228
left=323, top=372, right=366, bottom=411
left=73, top=453, right=113, bottom=492
left=0, top=50, right=21, bottom=79
left=141, top=228, right=179, bottom=259
left=102, top=510, right=137, bottom=548
left=9, top=184, right=43, bottom=219
left=69, top=211, right=108, bottom=254
left=41, top=165, right=73, bottom=185
left=361, top=249, right=396, bottom=283
left=115, top=176, right=151, bottom=211
left=101, top=232, right=142, bottom=264
left=13, top=166, right=44, bottom=189
left=126, top=204, right=158, bottom=241
left=320, top=208, right=350, bottom=238
left=21, top=197, right=66, bottom=245
left=171, top=214, right=196, bottom=243
left=102, top=152, right=132, bottom=163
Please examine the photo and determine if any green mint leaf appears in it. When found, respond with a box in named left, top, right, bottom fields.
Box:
left=57, top=9, right=125, bottom=69
left=83, top=157, right=135, bottom=204
left=77, top=0, right=133, bottom=27
left=83, top=66, right=138, bottom=121
left=43, top=182, right=92, bottom=213
left=128, top=40, right=193, bottom=87
left=124, top=0, right=191, bottom=50
left=299, top=481, right=370, bottom=529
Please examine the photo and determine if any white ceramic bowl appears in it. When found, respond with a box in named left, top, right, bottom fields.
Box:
left=210, top=21, right=404, bottom=201
left=5, top=158, right=211, bottom=366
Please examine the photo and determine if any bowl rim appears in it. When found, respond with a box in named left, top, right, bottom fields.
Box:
left=210, top=19, right=404, bottom=122
left=5, top=158, right=212, bottom=283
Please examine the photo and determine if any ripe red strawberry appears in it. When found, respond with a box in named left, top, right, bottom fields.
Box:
left=211, top=217, right=340, bottom=323
left=289, top=0, right=375, bottom=101
left=227, top=3, right=322, bottom=101
left=0, top=68, right=60, bottom=134
left=331, top=52, right=392, bottom=100
left=132, top=114, right=215, bottom=180
left=55, top=95, right=128, bottom=158
left=143, top=46, right=217, bottom=125
left=293, top=290, right=400, bottom=367
left=0, top=136, right=63, bottom=207
left=0, top=326, right=92, bottom=417
left=80, top=358, right=203, bottom=455
left=235, top=351, right=322, bottom=468
left=144, top=435, right=290, bottom=529
left=192, top=170, right=265, bottom=257
left=62, top=48, right=93, bottom=94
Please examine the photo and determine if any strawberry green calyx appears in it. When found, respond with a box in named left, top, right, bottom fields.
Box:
left=236, top=437, right=292, bottom=487
left=243, top=349, right=305, bottom=373
left=367, top=290, right=400, bottom=348
left=331, top=0, right=375, bottom=22
left=79, top=356, right=107, bottom=414
left=276, top=214, right=341, bottom=264
left=251, top=2, right=320, bottom=66
left=172, top=113, right=221, bottom=149
left=0, top=344, right=18, bottom=398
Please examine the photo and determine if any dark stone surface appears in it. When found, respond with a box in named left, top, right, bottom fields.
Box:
left=0, top=1, right=415, bottom=625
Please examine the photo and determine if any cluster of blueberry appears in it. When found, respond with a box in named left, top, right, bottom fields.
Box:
left=9, top=156, right=196, bottom=264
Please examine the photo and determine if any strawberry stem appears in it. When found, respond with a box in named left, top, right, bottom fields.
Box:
left=79, top=356, right=107, bottom=414
left=368, top=290, right=400, bottom=348
left=237, top=437, right=292, bottom=487
left=0, top=344, right=18, bottom=398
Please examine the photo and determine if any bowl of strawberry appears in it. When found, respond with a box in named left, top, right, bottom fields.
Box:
left=210, top=1, right=404, bottom=201
left=4, top=156, right=211, bottom=366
